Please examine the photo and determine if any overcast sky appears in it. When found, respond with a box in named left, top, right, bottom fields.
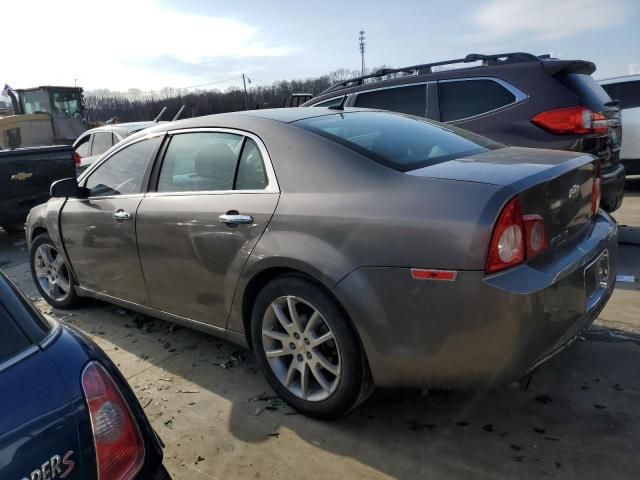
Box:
left=4, top=0, right=639, bottom=92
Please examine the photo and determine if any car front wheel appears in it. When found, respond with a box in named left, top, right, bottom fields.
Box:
left=30, top=233, right=80, bottom=309
left=251, top=274, right=371, bottom=419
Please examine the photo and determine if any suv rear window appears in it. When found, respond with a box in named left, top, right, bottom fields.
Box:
left=355, top=85, right=427, bottom=117
left=439, top=79, right=516, bottom=122
left=293, top=111, right=501, bottom=172
left=601, top=80, right=640, bottom=109
left=558, top=73, right=612, bottom=111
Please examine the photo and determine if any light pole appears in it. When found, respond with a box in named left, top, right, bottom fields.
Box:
left=359, top=30, right=365, bottom=76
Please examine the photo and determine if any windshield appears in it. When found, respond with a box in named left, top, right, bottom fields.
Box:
left=293, top=111, right=502, bottom=172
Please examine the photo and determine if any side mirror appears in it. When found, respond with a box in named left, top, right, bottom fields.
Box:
left=50, top=177, right=85, bottom=198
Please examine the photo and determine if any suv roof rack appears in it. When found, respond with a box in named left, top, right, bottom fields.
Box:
left=320, top=52, right=544, bottom=95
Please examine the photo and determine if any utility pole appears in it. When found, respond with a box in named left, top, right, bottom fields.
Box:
left=359, top=30, right=366, bottom=76
left=242, top=73, right=249, bottom=110
left=74, top=78, right=77, bottom=87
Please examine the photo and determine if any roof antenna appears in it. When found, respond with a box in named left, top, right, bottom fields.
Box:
left=153, top=106, right=167, bottom=122
left=172, top=105, right=185, bottom=121
left=328, top=95, right=347, bottom=111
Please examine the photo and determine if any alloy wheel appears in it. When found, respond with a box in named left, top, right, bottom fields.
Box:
left=34, top=244, right=71, bottom=302
left=261, top=295, right=341, bottom=401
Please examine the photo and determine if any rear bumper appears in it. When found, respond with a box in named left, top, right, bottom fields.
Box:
left=600, top=164, right=625, bottom=212
left=333, top=212, right=618, bottom=389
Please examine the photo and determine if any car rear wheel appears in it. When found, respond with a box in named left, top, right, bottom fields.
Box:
left=251, top=274, right=371, bottom=418
left=30, top=233, right=81, bottom=309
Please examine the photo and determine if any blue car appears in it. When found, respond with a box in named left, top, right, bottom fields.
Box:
left=0, top=272, right=170, bottom=480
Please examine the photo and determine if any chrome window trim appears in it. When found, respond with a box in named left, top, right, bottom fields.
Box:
left=155, top=127, right=280, bottom=194
left=354, top=81, right=428, bottom=96
left=38, top=319, right=62, bottom=349
left=438, top=76, right=529, bottom=123
left=311, top=95, right=347, bottom=107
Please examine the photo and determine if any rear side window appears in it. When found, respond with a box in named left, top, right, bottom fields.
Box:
left=601, top=81, right=640, bottom=109
left=157, top=132, right=243, bottom=192
left=235, top=138, right=268, bottom=190
left=91, top=132, right=114, bottom=156
left=0, top=306, right=31, bottom=364
left=439, top=79, right=516, bottom=122
left=86, top=136, right=161, bottom=197
left=355, top=85, right=427, bottom=117
left=294, top=111, right=501, bottom=172
left=75, top=134, right=91, bottom=156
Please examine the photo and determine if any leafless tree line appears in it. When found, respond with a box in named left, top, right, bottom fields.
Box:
left=84, top=68, right=366, bottom=123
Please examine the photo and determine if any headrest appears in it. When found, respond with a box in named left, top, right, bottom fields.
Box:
left=195, top=143, right=236, bottom=178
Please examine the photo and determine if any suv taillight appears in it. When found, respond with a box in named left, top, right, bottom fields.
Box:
left=486, top=196, right=549, bottom=274
left=82, top=362, right=145, bottom=480
left=531, top=106, right=609, bottom=135
left=73, top=151, right=82, bottom=167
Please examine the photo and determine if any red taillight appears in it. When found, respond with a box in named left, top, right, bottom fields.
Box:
left=531, top=106, right=609, bottom=135
left=486, top=197, right=526, bottom=273
left=82, top=362, right=145, bottom=480
left=486, top=197, right=549, bottom=273
left=73, top=151, right=82, bottom=167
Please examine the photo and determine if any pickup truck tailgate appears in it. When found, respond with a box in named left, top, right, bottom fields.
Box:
left=0, top=145, right=74, bottom=226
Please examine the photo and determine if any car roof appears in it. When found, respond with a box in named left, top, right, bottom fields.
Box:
left=305, top=53, right=594, bottom=105
left=139, top=107, right=375, bottom=132
left=84, top=121, right=159, bottom=136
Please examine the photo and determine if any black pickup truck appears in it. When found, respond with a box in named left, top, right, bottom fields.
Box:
left=0, top=146, right=75, bottom=232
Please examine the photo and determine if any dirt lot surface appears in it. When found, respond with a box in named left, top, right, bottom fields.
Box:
left=2, top=179, right=639, bottom=480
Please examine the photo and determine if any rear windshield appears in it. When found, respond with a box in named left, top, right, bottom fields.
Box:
left=293, top=111, right=502, bottom=172
left=558, top=73, right=613, bottom=111
left=0, top=305, right=31, bottom=364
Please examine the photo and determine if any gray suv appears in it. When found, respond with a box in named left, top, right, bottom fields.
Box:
left=303, top=52, right=625, bottom=212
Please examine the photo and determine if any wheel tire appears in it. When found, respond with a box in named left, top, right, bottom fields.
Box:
left=250, top=274, right=371, bottom=419
left=29, top=233, right=81, bottom=309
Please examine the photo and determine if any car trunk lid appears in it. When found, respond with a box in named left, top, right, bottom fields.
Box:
left=409, top=146, right=596, bottom=247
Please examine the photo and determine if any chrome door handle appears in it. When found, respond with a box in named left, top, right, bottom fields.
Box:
left=112, top=210, right=132, bottom=221
left=219, top=214, right=253, bottom=225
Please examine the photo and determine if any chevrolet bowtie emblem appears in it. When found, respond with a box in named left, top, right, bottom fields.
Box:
left=11, top=172, right=32, bottom=181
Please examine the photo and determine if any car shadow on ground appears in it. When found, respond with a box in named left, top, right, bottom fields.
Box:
left=48, top=299, right=640, bottom=480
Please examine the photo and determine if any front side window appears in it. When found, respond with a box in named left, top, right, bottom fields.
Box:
left=355, top=85, right=427, bottom=118
left=439, top=79, right=516, bottom=122
left=157, top=132, right=243, bottom=192
left=294, top=111, right=502, bottom=172
left=85, top=136, right=161, bottom=197
left=21, top=91, right=49, bottom=114
left=91, top=132, right=114, bottom=156
left=601, top=80, right=640, bottom=109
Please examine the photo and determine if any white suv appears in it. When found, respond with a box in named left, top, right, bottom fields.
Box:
left=600, top=75, right=640, bottom=175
